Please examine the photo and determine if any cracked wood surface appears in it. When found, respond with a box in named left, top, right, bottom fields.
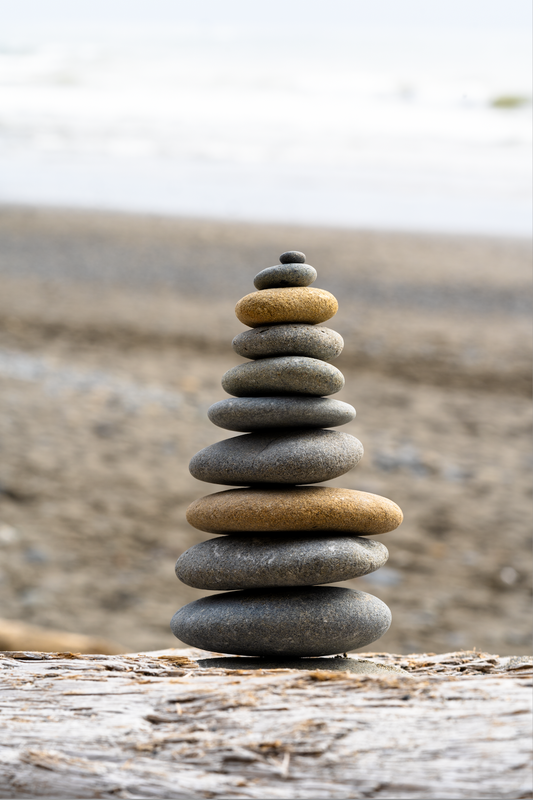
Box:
left=0, top=649, right=532, bottom=799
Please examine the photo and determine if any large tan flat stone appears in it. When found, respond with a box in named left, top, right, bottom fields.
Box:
left=235, top=287, right=338, bottom=327
left=186, top=486, right=403, bottom=535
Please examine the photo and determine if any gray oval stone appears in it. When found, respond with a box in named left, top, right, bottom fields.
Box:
left=189, top=429, right=363, bottom=485
left=170, top=586, right=392, bottom=657
left=207, top=396, right=355, bottom=431
left=254, top=264, right=317, bottom=290
left=279, top=250, right=306, bottom=264
left=222, top=356, right=345, bottom=397
left=176, top=534, right=389, bottom=589
left=232, top=324, right=343, bottom=361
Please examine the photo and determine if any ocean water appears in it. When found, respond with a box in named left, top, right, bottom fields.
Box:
left=0, top=14, right=531, bottom=235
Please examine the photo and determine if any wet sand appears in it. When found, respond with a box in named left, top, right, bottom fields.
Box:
left=0, top=205, right=531, bottom=654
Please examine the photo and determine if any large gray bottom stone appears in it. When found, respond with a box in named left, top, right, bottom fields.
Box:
left=175, top=534, right=388, bottom=589
left=189, top=429, right=363, bottom=485
left=232, top=324, right=343, bottom=361
left=207, top=396, right=356, bottom=431
left=170, top=586, right=392, bottom=657
left=222, top=356, right=345, bottom=397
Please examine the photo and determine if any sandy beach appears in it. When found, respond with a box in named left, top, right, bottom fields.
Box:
left=0, top=204, right=531, bottom=655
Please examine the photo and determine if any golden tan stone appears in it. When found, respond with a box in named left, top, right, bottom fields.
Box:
left=186, top=486, right=403, bottom=535
left=235, top=287, right=338, bottom=327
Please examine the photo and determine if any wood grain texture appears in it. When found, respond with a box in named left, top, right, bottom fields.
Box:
left=0, top=649, right=531, bottom=799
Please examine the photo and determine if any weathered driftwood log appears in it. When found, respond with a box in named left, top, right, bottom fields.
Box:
left=0, top=649, right=531, bottom=799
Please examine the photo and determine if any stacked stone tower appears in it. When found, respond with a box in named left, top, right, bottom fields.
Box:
left=171, top=251, right=403, bottom=660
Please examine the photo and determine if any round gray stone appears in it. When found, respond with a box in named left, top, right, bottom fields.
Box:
left=253, top=264, right=317, bottom=290
left=232, top=324, right=343, bottom=361
left=170, top=586, right=392, bottom=657
left=222, top=356, right=345, bottom=397
left=176, top=534, right=389, bottom=589
left=189, top=429, right=363, bottom=485
left=279, top=250, right=305, bottom=264
left=207, top=396, right=356, bottom=431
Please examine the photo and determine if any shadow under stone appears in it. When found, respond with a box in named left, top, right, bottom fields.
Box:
left=196, top=656, right=404, bottom=675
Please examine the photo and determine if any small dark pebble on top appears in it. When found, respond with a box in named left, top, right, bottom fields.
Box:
left=280, top=251, right=306, bottom=264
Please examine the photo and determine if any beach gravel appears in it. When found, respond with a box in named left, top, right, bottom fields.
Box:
left=0, top=207, right=529, bottom=656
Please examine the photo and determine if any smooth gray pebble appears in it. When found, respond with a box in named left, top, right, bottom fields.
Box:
left=222, top=356, right=345, bottom=397
left=189, top=429, right=363, bottom=485
left=232, top=324, right=343, bottom=361
left=254, top=264, right=317, bottom=290
left=207, top=396, right=355, bottom=431
left=171, top=586, right=392, bottom=657
left=176, top=534, right=389, bottom=589
left=279, top=250, right=306, bottom=264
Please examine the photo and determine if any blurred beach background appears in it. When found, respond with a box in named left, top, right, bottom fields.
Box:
left=0, top=0, right=531, bottom=655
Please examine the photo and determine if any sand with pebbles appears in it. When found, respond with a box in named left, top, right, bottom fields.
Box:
left=0, top=205, right=531, bottom=655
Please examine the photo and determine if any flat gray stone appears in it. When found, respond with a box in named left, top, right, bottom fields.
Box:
left=207, top=396, right=356, bottom=431
left=170, top=586, right=392, bottom=657
left=189, top=429, right=363, bottom=485
left=176, top=534, right=388, bottom=589
left=222, top=356, right=345, bottom=397
left=197, top=656, right=405, bottom=674
left=254, top=264, right=317, bottom=290
left=232, top=324, right=343, bottom=361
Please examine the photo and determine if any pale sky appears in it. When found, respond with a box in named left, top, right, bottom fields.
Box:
left=2, top=0, right=532, bottom=36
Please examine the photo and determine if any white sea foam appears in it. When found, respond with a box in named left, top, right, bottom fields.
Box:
left=0, top=18, right=531, bottom=234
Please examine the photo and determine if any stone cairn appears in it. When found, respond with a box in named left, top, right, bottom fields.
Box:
left=171, top=251, right=403, bottom=662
